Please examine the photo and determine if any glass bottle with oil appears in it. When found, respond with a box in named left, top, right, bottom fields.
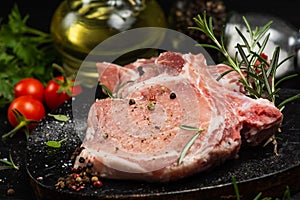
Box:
left=50, top=0, right=166, bottom=84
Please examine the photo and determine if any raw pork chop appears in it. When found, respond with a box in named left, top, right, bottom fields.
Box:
left=74, top=52, right=283, bottom=182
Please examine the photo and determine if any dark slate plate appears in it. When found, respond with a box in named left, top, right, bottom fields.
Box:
left=26, top=88, right=300, bottom=200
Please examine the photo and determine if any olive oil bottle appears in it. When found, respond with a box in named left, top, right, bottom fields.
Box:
left=50, top=0, right=166, bottom=82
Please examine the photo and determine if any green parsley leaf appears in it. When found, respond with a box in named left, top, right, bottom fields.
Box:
left=0, top=4, right=59, bottom=105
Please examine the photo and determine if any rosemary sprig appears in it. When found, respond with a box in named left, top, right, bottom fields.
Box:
left=100, top=83, right=114, bottom=98
left=190, top=11, right=300, bottom=109
left=190, top=12, right=252, bottom=95
left=190, top=11, right=300, bottom=156
left=178, top=125, right=203, bottom=165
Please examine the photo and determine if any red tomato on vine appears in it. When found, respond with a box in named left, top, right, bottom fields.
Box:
left=3, top=95, right=46, bottom=140
left=44, top=76, right=82, bottom=110
left=14, top=78, right=44, bottom=102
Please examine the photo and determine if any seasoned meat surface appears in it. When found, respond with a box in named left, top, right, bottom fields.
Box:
left=74, top=52, right=283, bottom=182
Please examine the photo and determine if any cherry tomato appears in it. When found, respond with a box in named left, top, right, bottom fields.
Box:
left=7, top=95, right=46, bottom=129
left=44, top=76, right=82, bottom=110
left=14, top=78, right=44, bottom=102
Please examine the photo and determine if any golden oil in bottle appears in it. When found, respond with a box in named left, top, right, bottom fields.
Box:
left=50, top=0, right=166, bottom=84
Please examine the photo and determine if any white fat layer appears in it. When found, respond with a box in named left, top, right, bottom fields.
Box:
left=124, top=73, right=187, bottom=94
left=90, top=149, right=148, bottom=173
left=85, top=127, right=95, bottom=141
left=85, top=148, right=180, bottom=173
left=207, top=115, right=224, bottom=134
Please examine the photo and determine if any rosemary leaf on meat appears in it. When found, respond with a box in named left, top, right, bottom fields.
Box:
left=179, top=125, right=202, bottom=131
left=100, top=80, right=134, bottom=99
left=100, top=83, right=114, bottom=98
left=178, top=126, right=203, bottom=165
left=189, top=11, right=300, bottom=109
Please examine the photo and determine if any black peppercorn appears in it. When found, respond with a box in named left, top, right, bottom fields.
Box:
left=129, top=99, right=136, bottom=105
left=137, top=66, right=145, bottom=76
left=87, top=162, right=93, bottom=168
left=79, top=157, right=85, bottom=163
left=170, top=92, right=176, bottom=99
left=6, top=188, right=15, bottom=196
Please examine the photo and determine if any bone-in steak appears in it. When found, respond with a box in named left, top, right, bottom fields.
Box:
left=74, top=52, right=283, bottom=182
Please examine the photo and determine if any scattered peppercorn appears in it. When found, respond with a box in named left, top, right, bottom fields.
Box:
left=55, top=148, right=105, bottom=192
left=137, top=66, right=145, bottom=76
left=93, top=180, right=103, bottom=188
left=79, top=157, right=85, bottom=163
left=170, top=92, right=176, bottom=99
left=129, top=99, right=136, bottom=105
left=6, top=188, right=15, bottom=196
left=102, top=132, right=109, bottom=139
left=70, top=147, right=84, bottom=161
left=149, top=94, right=156, bottom=101
left=55, top=162, right=103, bottom=191
left=91, top=176, right=99, bottom=182
left=147, top=101, right=155, bottom=111
left=75, top=176, right=82, bottom=183
left=87, top=162, right=93, bottom=168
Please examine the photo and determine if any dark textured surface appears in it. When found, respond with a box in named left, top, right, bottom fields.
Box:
left=24, top=88, right=300, bottom=200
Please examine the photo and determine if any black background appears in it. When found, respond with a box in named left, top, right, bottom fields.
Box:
left=0, top=0, right=300, bottom=32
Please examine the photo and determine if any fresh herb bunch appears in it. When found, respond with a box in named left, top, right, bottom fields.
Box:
left=190, top=11, right=300, bottom=111
left=0, top=4, right=58, bottom=105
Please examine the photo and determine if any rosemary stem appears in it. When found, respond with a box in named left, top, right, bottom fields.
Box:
left=218, top=46, right=252, bottom=92
left=193, top=13, right=253, bottom=93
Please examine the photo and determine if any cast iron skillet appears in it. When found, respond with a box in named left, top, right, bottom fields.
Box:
left=26, top=87, right=300, bottom=200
